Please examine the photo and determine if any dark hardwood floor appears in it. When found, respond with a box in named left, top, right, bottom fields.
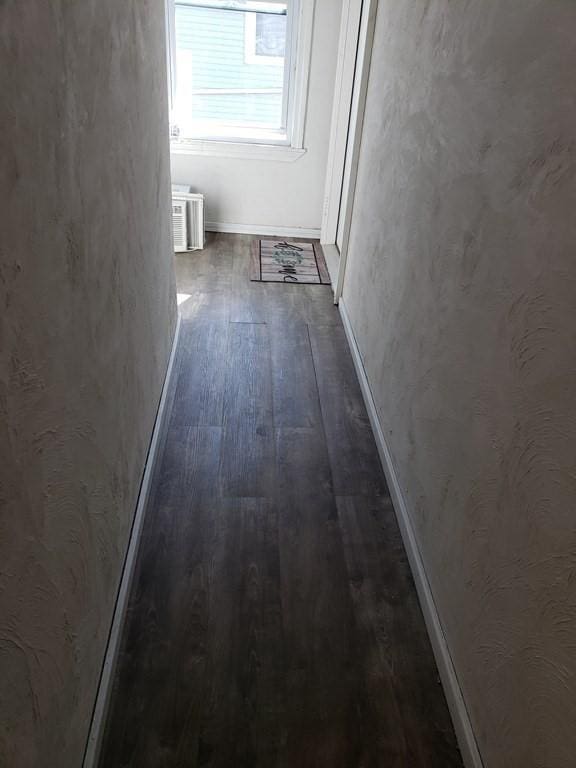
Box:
left=99, top=233, right=462, bottom=768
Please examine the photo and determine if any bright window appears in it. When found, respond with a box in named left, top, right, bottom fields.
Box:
left=168, top=0, right=298, bottom=145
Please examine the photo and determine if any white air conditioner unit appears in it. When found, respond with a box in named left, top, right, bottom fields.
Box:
left=172, top=189, right=205, bottom=252
left=172, top=197, right=188, bottom=252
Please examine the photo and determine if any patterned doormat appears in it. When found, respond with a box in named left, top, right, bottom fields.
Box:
left=250, top=239, right=331, bottom=285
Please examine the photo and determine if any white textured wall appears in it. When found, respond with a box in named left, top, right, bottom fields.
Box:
left=342, top=2, right=576, bottom=766
left=0, top=1, right=177, bottom=765
left=170, top=0, right=342, bottom=232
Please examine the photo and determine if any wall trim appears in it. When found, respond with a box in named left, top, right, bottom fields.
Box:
left=332, top=0, right=378, bottom=303
left=205, top=221, right=321, bottom=239
left=170, top=141, right=307, bottom=162
left=82, top=314, right=182, bottom=768
left=338, top=298, right=484, bottom=768
left=321, top=0, right=364, bottom=245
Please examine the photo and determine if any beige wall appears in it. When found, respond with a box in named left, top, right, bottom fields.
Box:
left=342, top=2, right=576, bottom=766
left=0, top=1, right=176, bottom=765
left=171, top=0, right=343, bottom=232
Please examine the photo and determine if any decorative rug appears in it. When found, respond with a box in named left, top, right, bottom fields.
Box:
left=251, top=239, right=331, bottom=285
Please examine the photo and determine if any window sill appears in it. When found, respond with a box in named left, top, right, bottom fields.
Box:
left=170, top=139, right=307, bottom=163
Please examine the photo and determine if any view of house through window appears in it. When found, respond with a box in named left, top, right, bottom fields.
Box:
left=171, top=0, right=292, bottom=142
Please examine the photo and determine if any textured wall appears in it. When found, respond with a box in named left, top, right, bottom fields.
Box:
left=0, top=2, right=176, bottom=766
left=342, top=2, right=576, bottom=766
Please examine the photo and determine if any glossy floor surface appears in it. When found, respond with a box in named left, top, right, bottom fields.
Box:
left=99, top=234, right=462, bottom=767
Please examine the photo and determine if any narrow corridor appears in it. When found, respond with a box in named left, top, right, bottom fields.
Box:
left=99, top=234, right=462, bottom=767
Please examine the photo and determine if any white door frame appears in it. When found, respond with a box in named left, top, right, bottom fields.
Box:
left=320, top=0, right=378, bottom=303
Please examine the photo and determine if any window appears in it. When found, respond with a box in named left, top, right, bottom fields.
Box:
left=167, top=0, right=311, bottom=159
left=245, top=11, right=286, bottom=66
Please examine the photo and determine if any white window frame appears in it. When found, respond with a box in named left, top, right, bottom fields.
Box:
left=167, top=0, right=313, bottom=161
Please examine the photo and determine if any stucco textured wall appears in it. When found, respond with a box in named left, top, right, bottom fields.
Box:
left=342, top=2, right=576, bottom=767
left=0, top=1, right=176, bottom=765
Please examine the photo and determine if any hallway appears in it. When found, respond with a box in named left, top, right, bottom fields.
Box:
left=99, top=234, right=462, bottom=767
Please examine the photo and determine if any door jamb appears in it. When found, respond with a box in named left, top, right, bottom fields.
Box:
left=320, top=0, right=364, bottom=249
left=320, top=0, right=378, bottom=303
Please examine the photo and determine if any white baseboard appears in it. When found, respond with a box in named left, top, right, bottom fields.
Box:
left=82, top=314, right=182, bottom=768
left=205, top=221, right=321, bottom=239
left=339, top=298, right=484, bottom=768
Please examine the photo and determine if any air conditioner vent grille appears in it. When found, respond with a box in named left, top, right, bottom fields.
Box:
left=171, top=192, right=205, bottom=252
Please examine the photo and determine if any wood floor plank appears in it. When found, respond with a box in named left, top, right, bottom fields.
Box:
left=197, top=498, right=285, bottom=768
left=275, top=426, right=364, bottom=768
left=175, top=235, right=234, bottom=323
left=171, top=321, right=229, bottom=427
left=336, top=495, right=463, bottom=767
left=151, top=425, right=223, bottom=507
left=220, top=322, right=274, bottom=497
left=99, top=426, right=222, bottom=767
left=269, top=322, right=323, bottom=429
left=308, top=323, right=388, bottom=497
left=263, top=283, right=340, bottom=327
left=229, top=236, right=268, bottom=324
left=177, top=289, right=231, bottom=323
